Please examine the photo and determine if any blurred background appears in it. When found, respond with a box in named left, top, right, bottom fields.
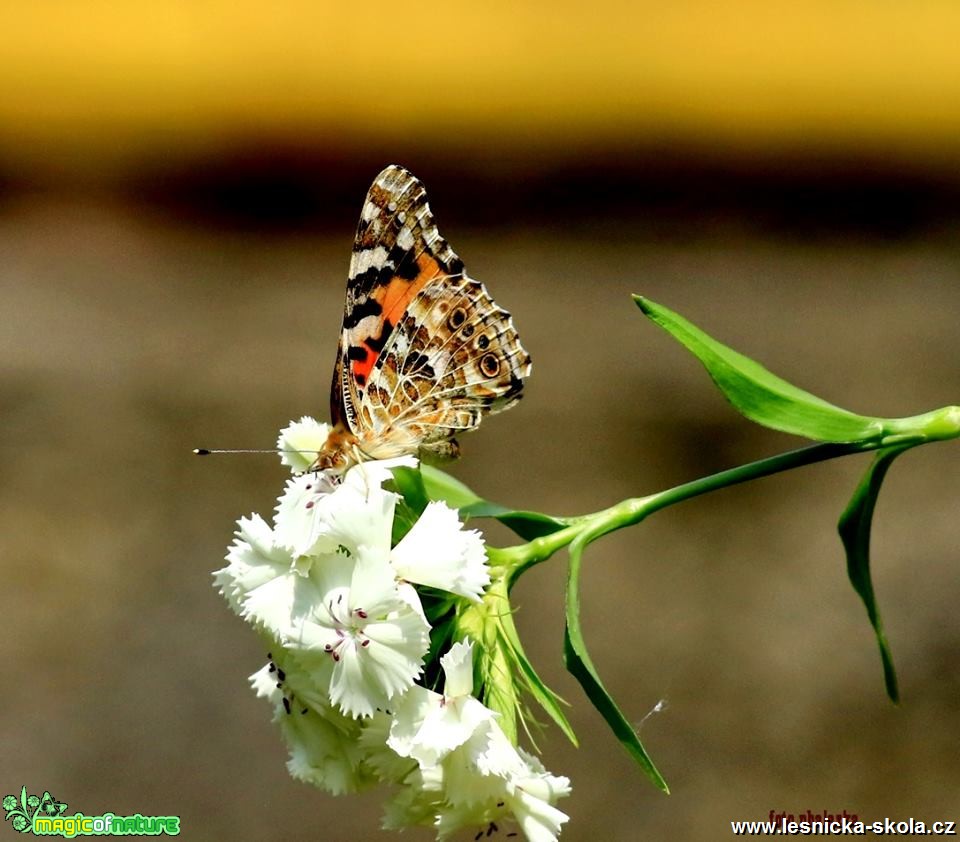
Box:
left=1, top=1, right=958, bottom=838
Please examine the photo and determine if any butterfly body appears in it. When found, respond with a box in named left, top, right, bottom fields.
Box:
left=315, top=165, right=531, bottom=473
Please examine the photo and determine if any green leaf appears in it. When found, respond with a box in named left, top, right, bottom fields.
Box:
left=420, top=465, right=570, bottom=540
left=462, top=501, right=571, bottom=540
left=387, top=466, right=429, bottom=545
left=563, top=532, right=670, bottom=793
left=420, top=464, right=483, bottom=508
left=389, top=466, right=430, bottom=514
left=634, top=295, right=884, bottom=443
left=838, top=445, right=914, bottom=703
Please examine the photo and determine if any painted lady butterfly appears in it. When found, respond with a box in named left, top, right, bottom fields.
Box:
left=314, top=165, right=532, bottom=472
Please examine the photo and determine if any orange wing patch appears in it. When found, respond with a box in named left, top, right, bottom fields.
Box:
left=379, top=256, right=443, bottom=325
left=349, top=257, right=443, bottom=385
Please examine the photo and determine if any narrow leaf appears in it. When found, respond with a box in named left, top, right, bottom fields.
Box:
left=420, top=465, right=570, bottom=539
left=420, top=464, right=483, bottom=509
left=838, top=445, right=913, bottom=703
left=497, top=608, right=578, bottom=745
left=463, top=501, right=570, bottom=540
left=634, top=295, right=883, bottom=443
left=564, top=534, right=669, bottom=793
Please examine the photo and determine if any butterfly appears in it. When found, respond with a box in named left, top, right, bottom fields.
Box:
left=314, top=165, right=532, bottom=472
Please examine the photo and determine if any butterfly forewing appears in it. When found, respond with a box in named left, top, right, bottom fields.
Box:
left=326, top=164, right=530, bottom=466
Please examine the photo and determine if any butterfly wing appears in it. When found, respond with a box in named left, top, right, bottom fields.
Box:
left=330, top=165, right=531, bottom=461
left=330, top=165, right=463, bottom=428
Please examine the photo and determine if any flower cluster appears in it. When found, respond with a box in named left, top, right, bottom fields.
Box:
left=215, top=418, right=570, bottom=841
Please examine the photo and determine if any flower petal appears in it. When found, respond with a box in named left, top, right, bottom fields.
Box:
left=274, top=465, right=401, bottom=560
left=341, top=455, right=418, bottom=492
left=273, top=474, right=338, bottom=558
left=214, top=514, right=290, bottom=615
left=440, top=640, right=476, bottom=698
left=281, top=707, right=372, bottom=795
left=276, top=416, right=330, bottom=474
left=508, top=779, right=571, bottom=842
left=391, top=501, right=489, bottom=600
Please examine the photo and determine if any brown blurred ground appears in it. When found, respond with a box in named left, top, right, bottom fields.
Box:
left=2, top=2, right=960, bottom=839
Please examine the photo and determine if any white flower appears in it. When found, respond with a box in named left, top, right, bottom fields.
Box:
left=214, top=514, right=300, bottom=633
left=250, top=658, right=374, bottom=795
left=381, top=767, right=445, bottom=832
left=282, top=548, right=431, bottom=718
left=216, top=485, right=433, bottom=719
left=276, top=416, right=330, bottom=474
left=435, top=720, right=571, bottom=842
left=506, top=749, right=573, bottom=842
left=215, top=420, right=566, bottom=839
left=340, top=455, right=420, bottom=490
left=273, top=455, right=490, bottom=604
left=357, top=712, right=420, bottom=784
left=387, top=641, right=495, bottom=767
left=385, top=640, right=571, bottom=841
left=273, top=456, right=415, bottom=559
left=390, top=503, right=490, bottom=601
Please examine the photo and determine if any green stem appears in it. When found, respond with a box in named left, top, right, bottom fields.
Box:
left=642, top=441, right=865, bottom=514
left=500, top=441, right=870, bottom=584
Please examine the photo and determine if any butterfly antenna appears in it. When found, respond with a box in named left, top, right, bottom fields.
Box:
left=193, top=448, right=318, bottom=457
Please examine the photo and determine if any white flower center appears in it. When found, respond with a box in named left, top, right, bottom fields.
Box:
left=321, top=592, right=372, bottom=661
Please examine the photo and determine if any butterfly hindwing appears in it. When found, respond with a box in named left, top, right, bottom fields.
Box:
left=359, top=272, right=529, bottom=458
